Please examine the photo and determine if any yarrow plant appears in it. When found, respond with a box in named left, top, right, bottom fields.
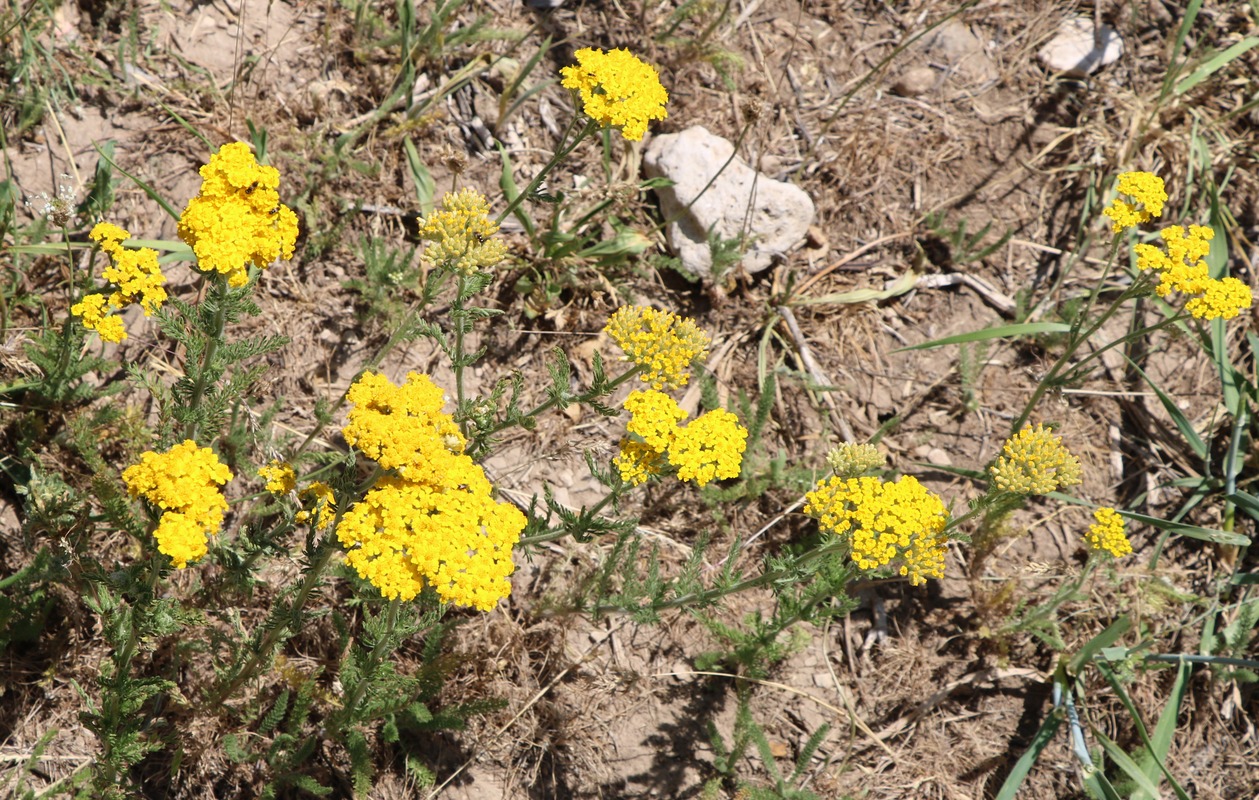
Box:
left=614, top=389, right=748, bottom=487
left=1133, top=224, right=1252, bottom=320
left=418, top=187, right=508, bottom=274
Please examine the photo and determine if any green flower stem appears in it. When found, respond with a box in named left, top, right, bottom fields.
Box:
left=483, top=364, right=642, bottom=440
left=495, top=117, right=597, bottom=227
left=596, top=534, right=853, bottom=616
left=453, top=274, right=470, bottom=438
left=1002, top=558, right=1098, bottom=636
left=332, top=599, right=399, bottom=732
left=518, top=489, right=620, bottom=547
left=209, top=517, right=344, bottom=704
left=184, top=277, right=230, bottom=441
left=96, top=552, right=165, bottom=783
left=1010, top=238, right=1132, bottom=433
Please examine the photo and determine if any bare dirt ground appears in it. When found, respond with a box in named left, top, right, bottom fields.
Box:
left=3, top=0, right=1259, bottom=797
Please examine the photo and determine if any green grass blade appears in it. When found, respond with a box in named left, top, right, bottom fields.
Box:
left=404, top=137, right=435, bottom=215
left=1226, top=490, right=1259, bottom=524
left=1093, top=728, right=1164, bottom=799
left=496, top=142, right=534, bottom=236
left=1122, top=358, right=1207, bottom=460
left=1174, top=37, right=1259, bottom=96
left=1143, top=659, right=1192, bottom=800
left=993, top=708, right=1061, bottom=800
left=95, top=143, right=179, bottom=221
left=896, top=322, right=1070, bottom=352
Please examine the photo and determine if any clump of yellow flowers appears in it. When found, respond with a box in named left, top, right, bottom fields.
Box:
left=418, top=188, right=507, bottom=274
left=71, top=222, right=168, bottom=342
left=258, top=460, right=296, bottom=495
left=804, top=474, right=949, bottom=586
left=989, top=424, right=1082, bottom=496
left=178, top=142, right=299, bottom=287
left=122, top=440, right=233, bottom=569
left=614, top=389, right=749, bottom=487
left=1084, top=506, right=1132, bottom=558
left=604, top=305, right=711, bottom=390
left=1133, top=224, right=1252, bottom=321
left=1103, top=171, right=1167, bottom=233
left=560, top=47, right=669, bottom=142
left=337, top=372, right=525, bottom=611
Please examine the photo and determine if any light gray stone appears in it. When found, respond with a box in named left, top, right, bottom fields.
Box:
left=643, top=126, right=815, bottom=280
left=1038, top=17, right=1123, bottom=76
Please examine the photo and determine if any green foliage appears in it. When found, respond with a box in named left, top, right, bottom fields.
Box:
left=343, top=235, right=422, bottom=326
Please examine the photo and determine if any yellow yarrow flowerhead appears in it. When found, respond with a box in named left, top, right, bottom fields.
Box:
left=668, top=409, right=748, bottom=487
left=295, top=482, right=336, bottom=530
left=338, top=371, right=525, bottom=610
left=72, top=222, right=170, bottom=342
left=614, top=439, right=669, bottom=486
left=418, top=188, right=508, bottom=274
left=121, top=440, right=233, bottom=569
left=615, top=389, right=748, bottom=487
left=804, top=475, right=948, bottom=586
left=70, top=293, right=127, bottom=343
left=825, top=442, right=885, bottom=479
left=560, top=47, right=668, bottom=141
left=1133, top=225, right=1252, bottom=320
left=178, top=142, right=299, bottom=288
left=604, top=305, right=710, bottom=390
left=623, top=389, right=686, bottom=452
left=258, top=460, right=296, bottom=495
left=990, top=424, right=1082, bottom=495
left=342, top=371, right=467, bottom=484
left=1084, top=507, right=1132, bottom=558
left=1103, top=171, right=1167, bottom=233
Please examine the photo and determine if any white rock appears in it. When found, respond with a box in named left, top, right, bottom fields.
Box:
left=643, top=126, right=815, bottom=280
left=1038, top=17, right=1124, bottom=76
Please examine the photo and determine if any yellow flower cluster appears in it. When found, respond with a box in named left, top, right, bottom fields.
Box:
left=1084, top=506, right=1132, bottom=558
left=418, top=188, right=508, bottom=274
left=259, top=460, right=296, bottom=495
left=177, top=142, right=299, bottom=287
left=1103, top=171, right=1167, bottom=233
left=990, top=424, right=1082, bottom=495
left=604, top=305, right=711, bottom=390
left=613, top=389, right=748, bottom=487
left=804, top=475, right=948, bottom=585
left=1134, top=225, right=1252, bottom=321
left=296, top=482, right=336, bottom=530
left=71, top=222, right=168, bottom=343
left=560, top=47, right=669, bottom=141
left=338, top=372, right=524, bottom=610
left=122, top=440, right=233, bottom=569
left=825, top=442, right=885, bottom=478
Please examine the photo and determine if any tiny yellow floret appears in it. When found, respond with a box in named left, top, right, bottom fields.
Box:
left=990, top=424, right=1082, bottom=495
left=71, top=293, right=126, bottom=343
left=560, top=47, right=669, bottom=141
left=1084, top=507, right=1132, bottom=558
left=418, top=188, right=508, bottom=274
left=1103, top=171, right=1167, bottom=233
left=122, top=440, right=233, bottom=569
left=604, top=305, right=710, bottom=390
